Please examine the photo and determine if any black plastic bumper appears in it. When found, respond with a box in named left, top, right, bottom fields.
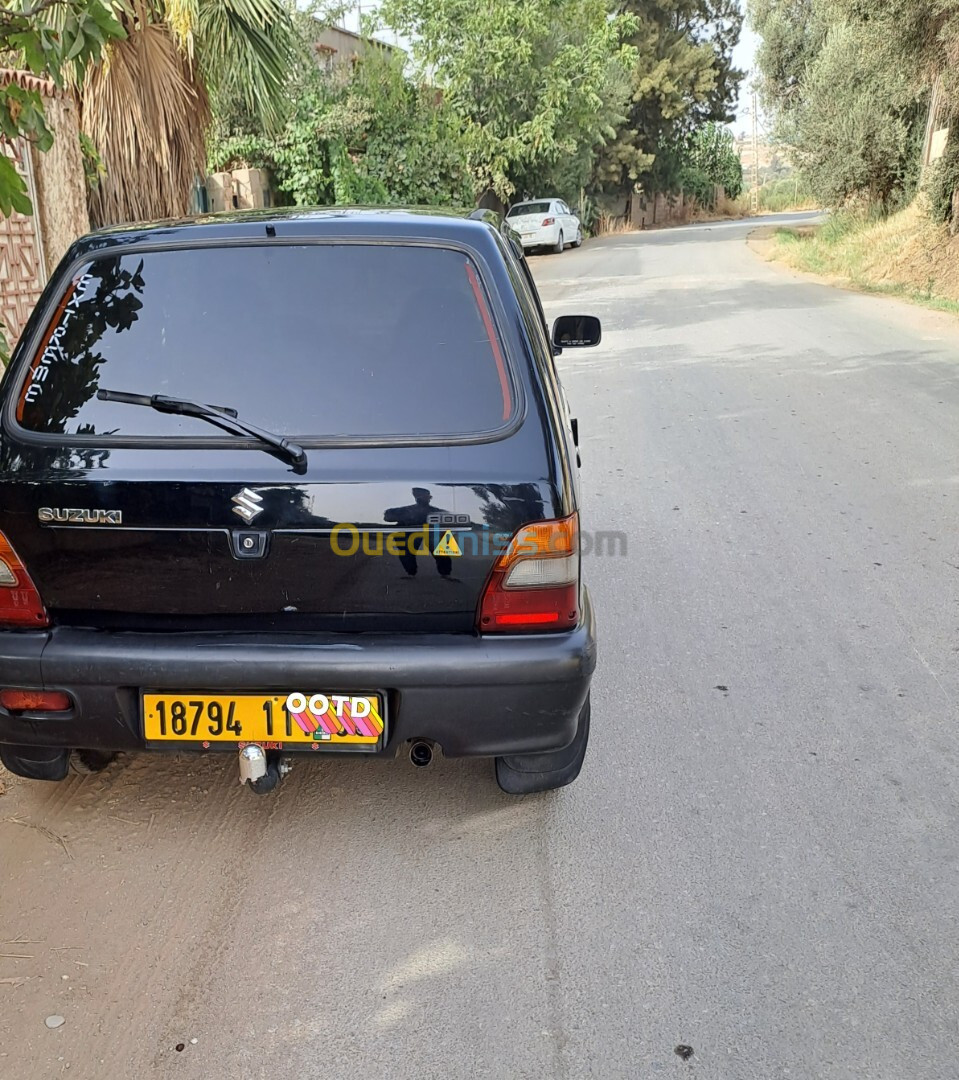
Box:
left=0, top=591, right=595, bottom=759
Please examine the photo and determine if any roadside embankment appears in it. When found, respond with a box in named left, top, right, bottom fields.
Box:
left=752, top=203, right=959, bottom=316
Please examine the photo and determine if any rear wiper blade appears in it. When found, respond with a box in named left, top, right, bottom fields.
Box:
left=96, top=390, right=308, bottom=473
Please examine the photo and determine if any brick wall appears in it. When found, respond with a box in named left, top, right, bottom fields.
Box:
left=0, top=140, right=44, bottom=349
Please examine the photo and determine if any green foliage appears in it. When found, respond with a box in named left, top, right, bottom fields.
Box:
left=924, top=134, right=959, bottom=225
left=209, top=24, right=474, bottom=208
left=0, top=0, right=124, bottom=218
left=753, top=173, right=817, bottom=211
left=347, top=50, right=473, bottom=206
left=592, top=0, right=744, bottom=201
left=377, top=0, right=638, bottom=202
left=209, top=0, right=744, bottom=216
left=577, top=189, right=597, bottom=234
left=182, top=0, right=298, bottom=134
left=209, top=131, right=276, bottom=173
left=681, top=121, right=743, bottom=205
left=208, top=0, right=745, bottom=218
left=749, top=0, right=823, bottom=113
left=78, top=130, right=106, bottom=190
left=0, top=0, right=125, bottom=363
left=751, top=0, right=947, bottom=213
left=784, top=22, right=923, bottom=209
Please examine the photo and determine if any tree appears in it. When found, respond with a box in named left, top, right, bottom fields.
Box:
left=209, top=24, right=475, bottom=208
left=344, top=49, right=474, bottom=206
left=751, top=0, right=930, bottom=210
left=681, top=120, right=743, bottom=204
left=377, top=0, right=638, bottom=204
left=591, top=0, right=743, bottom=207
left=790, top=23, right=922, bottom=207
left=748, top=0, right=823, bottom=113
left=75, top=0, right=296, bottom=225
left=0, top=0, right=124, bottom=218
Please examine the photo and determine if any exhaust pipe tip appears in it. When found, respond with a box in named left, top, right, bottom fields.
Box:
left=409, top=740, right=434, bottom=768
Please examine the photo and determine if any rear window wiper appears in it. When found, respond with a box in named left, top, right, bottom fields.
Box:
left=96, top=390, right=308, bottom=473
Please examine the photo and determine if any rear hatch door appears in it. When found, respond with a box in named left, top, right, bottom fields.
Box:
left=0, top=238, right=545, bottom=633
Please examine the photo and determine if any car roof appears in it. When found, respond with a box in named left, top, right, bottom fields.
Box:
left=79, top=206, right=506, bottom=255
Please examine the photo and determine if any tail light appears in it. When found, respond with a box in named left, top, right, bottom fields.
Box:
left=478, top=513, right=579, bottom=633
left=0, top=689, right=71, bottom=712
left=542, top=217, right=556, bottom=226
left=0, top=532, right=49, bottom=628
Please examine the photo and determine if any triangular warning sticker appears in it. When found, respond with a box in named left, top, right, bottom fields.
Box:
left=434, top=530, right=461, bottom=557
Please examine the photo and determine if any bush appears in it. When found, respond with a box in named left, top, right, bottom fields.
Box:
left=681, top=123, right=743, bottom=207
left=752, top=174, right=817, bottom=211
left=924, top=136, right=959, bottom=226
left=208, top=29, right=474, bottom=210
left=785, top=23, right=924, bottom=210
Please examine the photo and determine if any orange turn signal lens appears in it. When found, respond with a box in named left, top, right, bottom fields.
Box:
left=494, top=514, right=578, bottom=570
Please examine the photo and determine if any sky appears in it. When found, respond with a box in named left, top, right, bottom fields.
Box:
left=731, top=22, right=760, bottom=136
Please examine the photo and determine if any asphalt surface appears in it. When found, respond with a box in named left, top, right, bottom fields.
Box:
left=2, top=212, right=958, bottom=1079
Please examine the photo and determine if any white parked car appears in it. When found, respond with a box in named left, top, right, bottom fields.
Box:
left=506, top=198, right=583, bottom=253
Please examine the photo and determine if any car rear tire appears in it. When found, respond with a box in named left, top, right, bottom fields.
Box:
left=553, top=230, right=564, bottom=254
left=495, top=695, right=590, bottom=794
left=573, top=228, right=583, bottom=248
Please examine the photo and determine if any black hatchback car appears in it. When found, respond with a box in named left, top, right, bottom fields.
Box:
left=0, top=208, right=598, bottom=794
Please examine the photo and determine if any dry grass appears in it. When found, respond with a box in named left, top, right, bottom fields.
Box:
left=769, top=203, right=959, bottom=314
left=595, top=214, right=634, bottom=236
left=685, top=194, right=750, bottom=223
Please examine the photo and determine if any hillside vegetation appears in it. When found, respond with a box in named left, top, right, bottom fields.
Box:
left=769, top=206, right=959, bottom=313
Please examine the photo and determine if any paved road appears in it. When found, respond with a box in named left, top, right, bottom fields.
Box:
left=2, top=213, right=958, bottom=1079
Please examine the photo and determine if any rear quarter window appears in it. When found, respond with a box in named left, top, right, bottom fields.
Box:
left=14, top=243, right=517, bottom=442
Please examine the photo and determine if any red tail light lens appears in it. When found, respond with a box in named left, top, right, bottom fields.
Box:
left=0, top=689, right=71, bottom=712
left=542, top=217, right=555, bottom=226
left=0, top=532, right=49, bottom=628
left=478, top=514, right=579, bottom=633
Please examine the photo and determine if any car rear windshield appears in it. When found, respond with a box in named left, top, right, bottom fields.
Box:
left=15, top=243, right=515, bottom=441
left=507, top=202, right=551, bottom=217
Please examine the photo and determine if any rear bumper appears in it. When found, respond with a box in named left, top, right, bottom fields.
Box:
left=519, top=225, right=561, bottom=249
left=0, top=591, right=595, bottom=759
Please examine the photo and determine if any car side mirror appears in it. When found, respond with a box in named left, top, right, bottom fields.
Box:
left=551, top=315, right=601, bottom=349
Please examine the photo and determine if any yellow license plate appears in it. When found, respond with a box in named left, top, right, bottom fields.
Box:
left=142, top=692, right=385, bottom=751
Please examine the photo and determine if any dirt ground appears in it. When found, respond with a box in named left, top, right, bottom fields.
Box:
left=0, top=751, right=524, bottom=1079
left=0, top=753, right=276, bottom=1077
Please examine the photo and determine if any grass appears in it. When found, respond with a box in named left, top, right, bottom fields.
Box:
left=767, top=202, right=959, bottom=316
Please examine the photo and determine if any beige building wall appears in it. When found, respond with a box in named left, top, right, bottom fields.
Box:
left=313, top=25, right=399, bottom=69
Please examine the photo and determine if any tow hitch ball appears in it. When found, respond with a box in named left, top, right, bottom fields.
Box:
left=238, top=745, right=292, bottom=794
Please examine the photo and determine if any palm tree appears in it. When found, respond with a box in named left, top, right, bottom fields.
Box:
left=78, top=0, right=294, bottom=225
